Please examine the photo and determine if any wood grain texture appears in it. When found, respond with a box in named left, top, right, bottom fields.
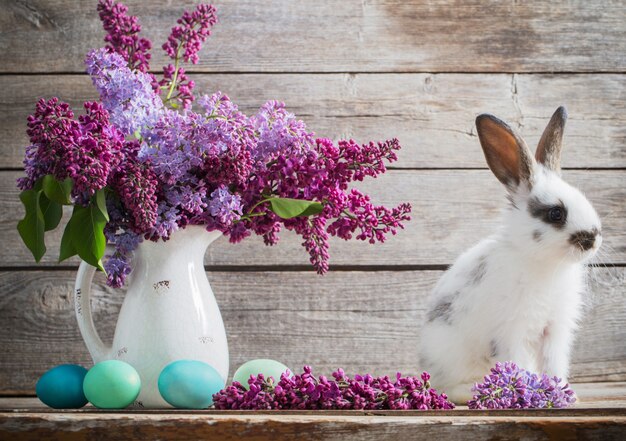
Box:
left=1, top=170, right=624, bottom=267
left=1, top=0, right=625, bottom=73
left=0, top=268, right=623, bottom=394
left=1, top=73, right=625, bottom=168
left=1, top=411, right=626, bottom=440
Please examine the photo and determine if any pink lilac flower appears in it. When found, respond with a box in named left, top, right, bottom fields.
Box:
left=468, top=361, right=576, bottom=409
left=213, top=366, right=454, bottom=410
left=86, top=48, right=163, bottom=135
left=97, top=0, right=153, bottom=73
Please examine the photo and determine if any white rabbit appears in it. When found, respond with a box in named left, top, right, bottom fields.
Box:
left=419, top=107, right=602, bottom=403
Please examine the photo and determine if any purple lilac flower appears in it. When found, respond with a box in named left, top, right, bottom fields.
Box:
left=213, top=366, right=454, bottom=410
left=468, top=361, right=576, bottom=409
left=147, top=202, right=180, bottom=241
left=163, top=4, right=217, bottom=64
left=97, top=0, right=153, bottom=74
left=86, top=48, right=163, bottom=134
left=18, top=98, right=123, bottom=199
left=111, top=231, right=142, bottom=255
left=103, top=200, right=144, bottom=288
left=19, top=3, right=412, bottom=288
left=139, top=96, right=254, bottom=187
left=165, top=184, right=208, bottom=217
left=208, top=186, right=243, bottom=227
left=103, top=253, right=132, bottom=288
left=111, top=147, right=159, bottom=234
left=161, top=4, right=217, bottom=108
left=251, top=100, right=315, bottom=162
left=240, top=135, right=411, bottom=273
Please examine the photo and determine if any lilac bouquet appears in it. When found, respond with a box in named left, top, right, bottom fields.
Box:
left=213, top=366, right=454, bottom=410
left=17, top=0, right=411, bottom=287
left=468, top=362, right=576, bottom=409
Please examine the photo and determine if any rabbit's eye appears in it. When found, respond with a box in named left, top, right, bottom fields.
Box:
left=548, top=207, right=564, bottom=223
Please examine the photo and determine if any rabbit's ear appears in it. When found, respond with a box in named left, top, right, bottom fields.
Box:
left=535, top=106, right=567, bottom=174
left=476, top=114, right=535, bottom=190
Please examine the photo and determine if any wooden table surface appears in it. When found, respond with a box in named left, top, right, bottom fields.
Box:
left=1, top=382, right=625, bottom=440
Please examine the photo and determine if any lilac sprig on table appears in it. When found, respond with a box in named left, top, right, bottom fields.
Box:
left=468, top=362, right=576, bottom=409
left=16, top=0, right=411, bottom=287
left=213, top=366, right=454, bottom=410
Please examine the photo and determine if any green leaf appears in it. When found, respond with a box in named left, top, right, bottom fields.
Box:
left=300, top=203, right=326, bottom=217
left=67, top=203, right=107, bottom=272
left=267, top=197, right=324, bottom=219
left=17, top=189, right=46, bottom=262
left=58, top=220, right=77, bottom=262
left=42, top=175, right=73, bottom=205
left=94, top=188, right=109, bottom=222
left=39, top=194, right=62, bottom=231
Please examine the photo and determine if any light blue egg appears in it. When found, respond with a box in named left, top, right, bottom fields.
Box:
left=158, top=360, right=225, bottom=409
left=36, top=364, right=88, bottom=409
left=233, top=359, right=291, bottom=389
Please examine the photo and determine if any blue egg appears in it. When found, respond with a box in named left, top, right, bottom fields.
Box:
left=158, top=360, right=225, bottom=409
left=36, top=364, right=88, bottom=409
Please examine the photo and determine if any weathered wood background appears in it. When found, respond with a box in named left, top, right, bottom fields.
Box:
left=0, top=0, right=624, bottom=395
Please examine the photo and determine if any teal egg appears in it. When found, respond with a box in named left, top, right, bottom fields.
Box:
left=36, top=364, right=88, bottom=409
left=233, top=359, right=291, bottom=389
left=83, top=360, right=141, bottom=409
left=158, top=360, right=225, bottom=409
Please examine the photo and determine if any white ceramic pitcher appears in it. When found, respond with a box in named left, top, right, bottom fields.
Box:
left=74, top=225, right=229, bottom=408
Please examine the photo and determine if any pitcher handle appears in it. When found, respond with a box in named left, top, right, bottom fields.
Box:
left=74, top=260, right=111, bottom=362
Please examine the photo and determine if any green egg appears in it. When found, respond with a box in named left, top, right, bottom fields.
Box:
left=83, top=360, right=141, bottom=409
left=233, top=359, right=291, bottom=389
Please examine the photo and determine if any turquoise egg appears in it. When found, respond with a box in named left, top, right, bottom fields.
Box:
left=158, top=360, right=225, bottom=409
left=36, top=364, right=88, bottom=409
left=233, top=359, right=291, bottom=389
left=83, top=360, right=141, bottom=409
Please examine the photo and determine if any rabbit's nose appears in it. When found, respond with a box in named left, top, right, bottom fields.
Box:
left=569, top=228, right=600, bottom=251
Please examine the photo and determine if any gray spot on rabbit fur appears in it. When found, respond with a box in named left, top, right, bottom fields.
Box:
left=427, top=292, right=460, bottom=324
left=533, top=230, right=543, bottom=241
left=469, top=257, right=488, bottom=285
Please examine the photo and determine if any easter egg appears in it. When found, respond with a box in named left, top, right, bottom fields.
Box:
left=83, top=360, right=141, bottom=409
left=233, top=359, right=291, bottom=389
left=158, top=360, right=225, bottom=409
left=36, top=364, right=88, bottom=409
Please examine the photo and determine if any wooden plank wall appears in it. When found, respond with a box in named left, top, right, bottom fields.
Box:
left=0, top=0, right=624, bottom=395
